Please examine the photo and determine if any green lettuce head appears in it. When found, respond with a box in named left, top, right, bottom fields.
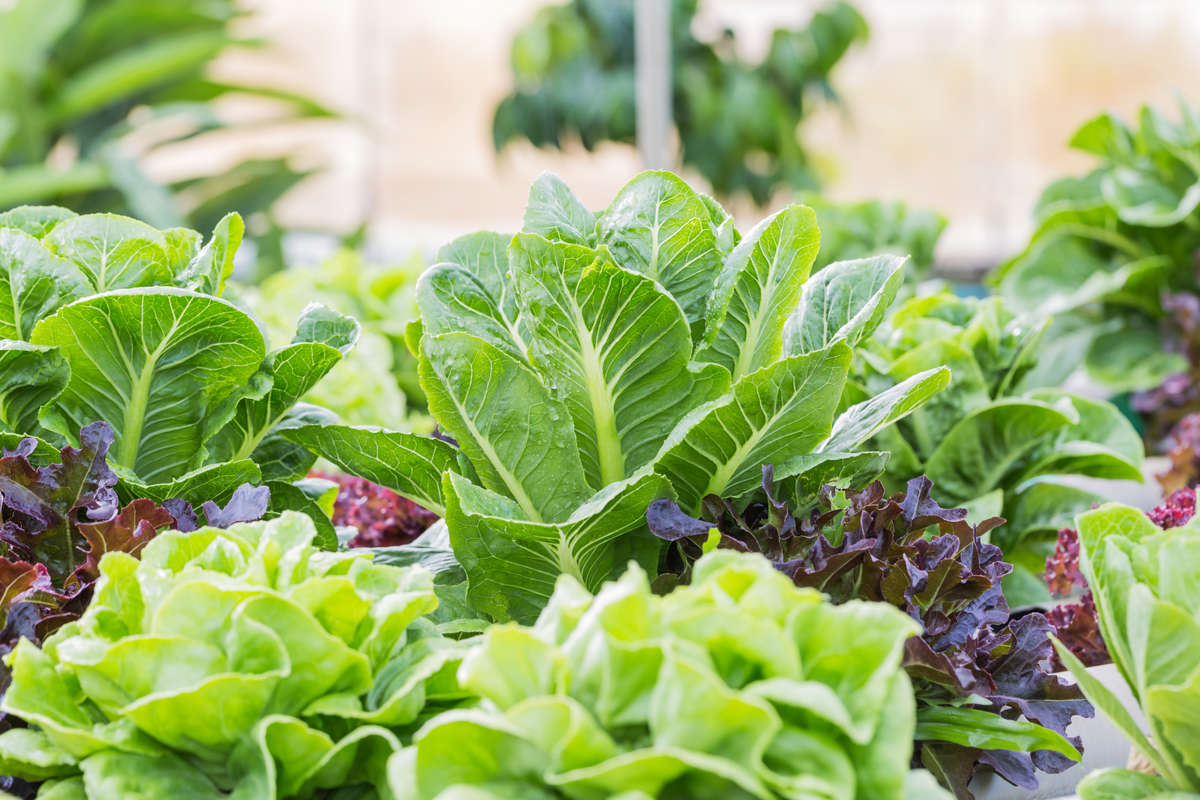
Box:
left=0, top=512, right=467, bottom=799
left=392, top=549, right=949, bottom=800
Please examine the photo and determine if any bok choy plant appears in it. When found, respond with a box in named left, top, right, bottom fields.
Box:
left=0, top=206, right=355, bottom=529
left=289, top=171, right=949, bottom=622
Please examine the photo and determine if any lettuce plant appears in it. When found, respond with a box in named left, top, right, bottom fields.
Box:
left=392, top=548, right=952, bottom=800
left=0, top=512, right=465, bottom=799
left=852, top=291, right=1144, bottom=606
left=493, top=1, right=867, bottom=204
left=0, top=206, right=357, bottom=515
left=1052, top=502, right=1200, bottom=799
left=290, top=170, right=949, bottom=621
left=992, top=102, right=1200, bottom=403
left=314, top=471, right=439, bottom=548
left=648, top=472, right=1087, bottom=799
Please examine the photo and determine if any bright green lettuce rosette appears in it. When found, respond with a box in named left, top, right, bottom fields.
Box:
left=0, top=512, right=469, bottom=799
left=389, top=549, right=949, bottom=800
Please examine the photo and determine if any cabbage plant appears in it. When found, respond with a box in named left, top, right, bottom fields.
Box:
left=290, top=171, right=949, bottom=621
left=393, top=549, right=951, bottom=800
left=0, top=206, right=356, bottom=513
left=0, top=512, right=465, bottom=799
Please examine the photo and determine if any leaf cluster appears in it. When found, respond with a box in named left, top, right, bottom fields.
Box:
left=851, top=291, right=1144, bottom=606
left=0, top=206, right=357, bottom=539
left=293, top=170, right=949, bottom=622
left=992, top=102, right=1200, bottom=404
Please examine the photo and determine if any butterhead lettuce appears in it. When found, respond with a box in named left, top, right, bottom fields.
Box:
left=391, top=549, right=950, bottom=800
left=0, top=512, right=467, bottom=799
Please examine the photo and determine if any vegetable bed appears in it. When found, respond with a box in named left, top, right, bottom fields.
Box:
left=0, top=161, right=1196, bottom=800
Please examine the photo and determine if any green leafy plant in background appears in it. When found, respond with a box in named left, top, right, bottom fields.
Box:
left=1052, top=503, right=1200, bottom=799
left=0, top=0, right=337, bottom=276
left=393, top=548, right=951, bottom=800
left=852, top=291, right=1144, bottom=607
left=494, top=0, right=868, bottom=205
left=992, top=101, right=1200, bottom=438
left=0, top=512, right=468, bottom=799
left=290, top=170, right=949, bottom=622
left=237, top=249, right=430, bottom=428
left=0, top=205, right=356, bottom=532
left=804, top=195, right=946, bottom=281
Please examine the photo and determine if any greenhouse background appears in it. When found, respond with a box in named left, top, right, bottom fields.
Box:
left=197, top=0, right=1200, bottom=273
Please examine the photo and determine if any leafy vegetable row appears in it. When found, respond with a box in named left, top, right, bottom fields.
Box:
left=0, top=512, right=953, bottom=800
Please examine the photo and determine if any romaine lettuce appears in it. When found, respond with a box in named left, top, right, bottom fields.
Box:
left=0, top=207, right=358, bottom=508
left=289, top=171, right=950, bottom=621
left=1052, top=502, right=1200, bottom=798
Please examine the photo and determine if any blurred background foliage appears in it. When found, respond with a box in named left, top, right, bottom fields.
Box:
left=493, top=0, right=869, bottom=205
left=0, top=0, right=336, bottom=276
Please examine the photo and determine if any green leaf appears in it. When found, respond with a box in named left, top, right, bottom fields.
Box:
left=120, top=459, right=261, bottom=507
left=418, top=262, right=526, bottom=361
left=697, top=204, right=819, bottom=380
left=31, top=288, right=266, bottom=483
left=281, top=424, right=459, bottom=517
left=43, top=214, right=170, bottom=292
left=1052, top=639, right=1172, bottom=781
left=510, top=233, right=706, bottom=488
left=820, top=367, right=950, bottom=454
left=420, top=332, right=590, bottom=523
left=0, top=342, right=69, bottom=435
left=523, top=172, right=597, bottom=245
left=444, top=470, right=670, bottom=622
left=0, top=229, right=91, bottom=340
left=913, top=705, right=1080, bottom=760
left=1076, top=768, right=1177, bottom=800
left=653, top=342, right=851, bottom=512
left=0, top=206, right=76, bottom=239
left=206, top=305, right=358, bottom=477
left=175, top=212, right=243, bottom=296
left=783, top=254, right=906, bottom=354
left=596, top=171, right=723, bottom=334
left=923, top=398, right=1075, bottom=505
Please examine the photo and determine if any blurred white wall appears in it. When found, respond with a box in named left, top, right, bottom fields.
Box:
left=213, top=0, right=1200, bottom=270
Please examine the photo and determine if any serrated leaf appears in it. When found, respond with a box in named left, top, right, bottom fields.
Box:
left=0, top=342, right=69, bottom=436
left=0, top=229, right=91, bottom=340
left=43, top=214, right=170, bottom=292
left=596, top=171, right=723, bottom=334
left=420, top=332, right=590, bottom=523
left=523, top=172, right=596, bottom=245
left=445, top=469, right=669, bottom=622
left=820, top=367, right=950, bottom=454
